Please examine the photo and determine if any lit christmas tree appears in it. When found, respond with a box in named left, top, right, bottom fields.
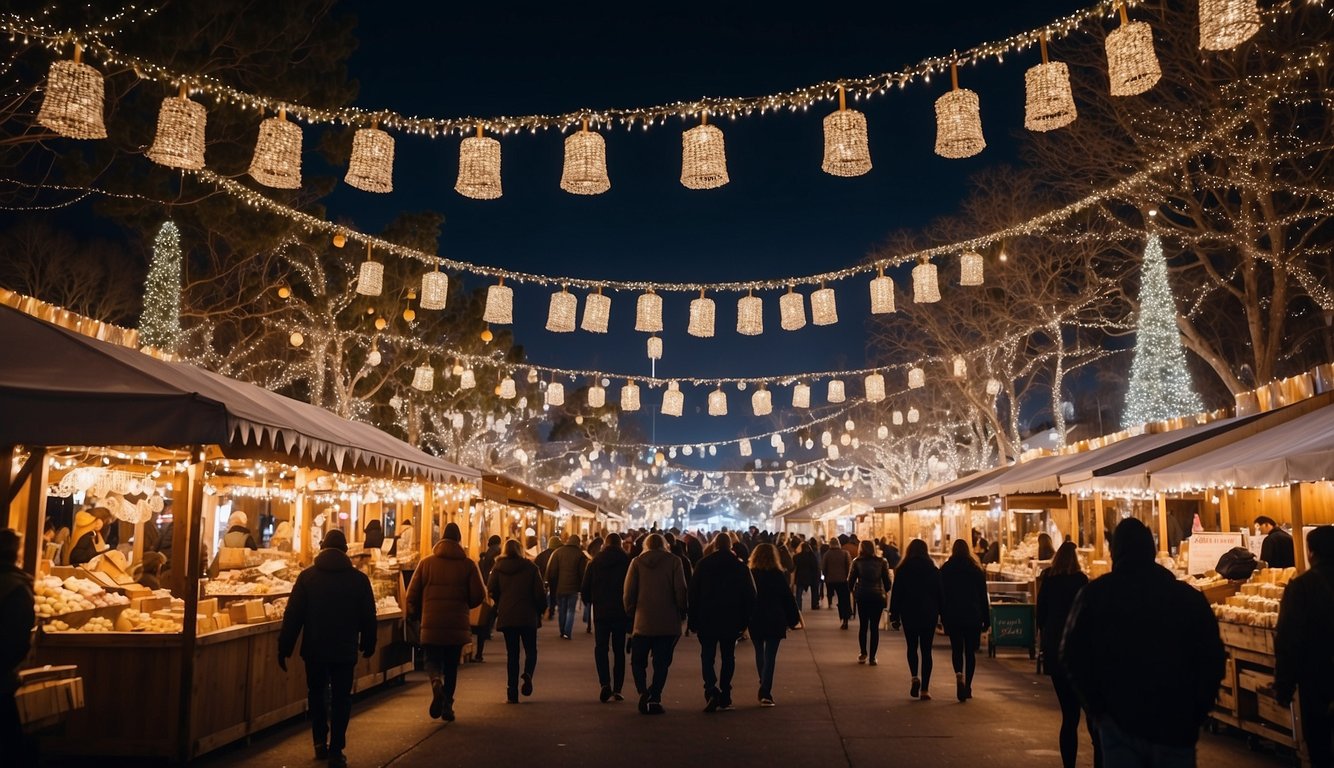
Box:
left=138, top=220, right=183, bottom=352
left=1123, top=234, right=1203, bottom=426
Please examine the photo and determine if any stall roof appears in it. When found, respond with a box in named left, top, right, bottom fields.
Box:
left=0, top=304, right=478, bottom=483
left=481, top=474, right=559, bottom=510
left=774, top=493, right=847, bottom=522
left=875, top=465, right=1008, bottom=512
left=556, top=491, right=600, bottom=518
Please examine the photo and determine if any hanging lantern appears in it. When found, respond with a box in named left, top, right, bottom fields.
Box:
left=647, top=336, right=663, bottom=360
left=1106, top=6, right=1161, bottom=97
left=892, top=410, right=904, bottom=426
left=811, top=285, right=838, bottom=326
left=366, top=348, right=381, bottom=367
left=248, top=109, right=303, bottom=189
left=560, top=120, right=610, bottom=195
left=146, top=88, right=206, bottom=169
left=752, top=388, right=773, bottom=416
left=412, top=364, right=434, bottom=392
left=289, top=331, right=304, bottom=348
left=870, top=270, right=896, bottom=314
left=1024, top=36, right=1077, bottom=132
left=582, top=289, right=611, bottom=333
left=822, top=87, right=872, bottom=177
left=952, top=355, right=967, bottom=378
left=688, top=291, right=716, bottom=338
left=986, top=378, right=1002, bottom=396
left=356, top=246, right=383, bottom=296
left=621, top=381, right=641, bottom=412
left=827, top=379, right=846, bottom=403
left=737, top=292, right=763, bottom=336
left=635, top=291, right=663, bottom=332
left=792, top=382, right=811, bottom=409
left=934, top=63, right=985, bottom=159
left=779, top=288, right=807, bottom=331
left=708, top=388, right=728, bottom=416
left=527, top=368, right=539, bottom=384
left=907, top=407, right=920, bottom=424
left=865, top=373, right=886, bottom=403
left=739, top=438, right=752, bottom=457
left=960, top=252, right=984, bottom=286
left=546, top=382, right=565, bottom=407
left=587, top=384, right=606, bottom=408
left=913, top=261, right=941, bottom=303
left=455, top=126, right=502, bottom=199
left=546, top=288, right=577, bottom=332
left=681, top=114, right=729, bottom=189
left=36, top=45, right=106, bottom=139
left=420, top=269, right=448, bottom=310
left=484, top=279, right=513, bottom=324
left=1199, top=0, right=1260, bottom=51
left=498, top=376, right=517, bottom=399
left=345, top=124, right=395, bottom=193
left=877, top=425, right=889, bottom=439
left=662, top=382, right=684, bottom=417
left=840, top=433, right=852, bottom=447
left=908, top=367, right=925, bottom=389
left=458, top=369, right=476, bottom=390
left=827, top=444, right=840, bottom=461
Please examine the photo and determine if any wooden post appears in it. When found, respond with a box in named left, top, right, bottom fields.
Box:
left=1290, top=483, right=1306, bottom=573
left=295, top=469, right=312, bottom=567
left=19, top=447, right=48, bottom=576
left=1219, top=491, right=1232, bottom=533
left=1094, top=493, right=1107, bottom=560
left=1156, top=494, right=1170, bottom=554
left=132, top=520, right=145, bottom=566
left=175, top=450, right=207, bottom=764
left=1002, top=496, right=1013, bottom=551
left=1067, top=494, right=1080, bottom=546
left=418, top=487, right=435, bottom=562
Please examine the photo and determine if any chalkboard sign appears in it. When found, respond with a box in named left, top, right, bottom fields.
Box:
left=988, top=603, right=1035, bottom=658
left=1186, top=532, right=1245, bottom=576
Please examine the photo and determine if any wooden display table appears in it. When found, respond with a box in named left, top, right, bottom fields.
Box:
left=1211, top=621, right=1310, bottom=767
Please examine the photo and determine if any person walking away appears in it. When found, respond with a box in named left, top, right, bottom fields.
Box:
left=0, top=530, right=34, bottom=764
left=889, top=539, right=943, bottom=700
left=534, top=536, right=562, bottom=619
left=1256, top=515, right=1296, bottom=569
left=881, top=537, right=901, bottom=569
left=822, top=539, right=853, bottom=629
left=471, top=535, right=503, bottom=662
left=1038, top=541, right=1100, bottom=768
left=688, top=534, right=756, bottom=712
left=940, top=538, right=990, bottom=701
left=222, top=510, right=258, bottom=550
left=848, top=539, right=891, bottom=665
left=487, top=539, right=546, bottom=704
left=277, top=530, right=376, bottom=767
left=546, top=534, right=588, bottom=640
left=748, top=543, right=802, bottom=707
left=624, top=533, right=687, bottom=714
left=582, top=532, right=632, bottom=702
left=1274, top=525, right=1334, bottom=768
left=405, top=522, right=485, bottom=722
left=793, top=540, right=821, bottom=610
left=1062, top=518, right=1224, bottom=768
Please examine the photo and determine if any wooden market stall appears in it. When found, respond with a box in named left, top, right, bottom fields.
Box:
left=557, top=491, right=616, bottom=538
left=473, top=474, right=559, bottom=554
left=773, top=493, right=861, bottom=539
left=879, top=465, right=1012, bottom=557
left=0, top=300, right=479, bottom=761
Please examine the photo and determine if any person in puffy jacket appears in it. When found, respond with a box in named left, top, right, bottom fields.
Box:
left=848, top=539, right=892, bottom=665
left=1037, top=541, right=1099, bottom=768
left=487, top=539, right=546, bottom=704
left=546, top=534, right=588, bottom=640
left=792, top=540, right=822, bottom=610
left=624, top=533, right=686, bottom=714
left=688, top=534, right=756, bottom=712
left=889, top=539, right=943, bottom=700
left=405, top=523, right=484, bottom=723
left=582, top=532, right=632, bottom=702
left=940, top=538, right=990, bottom=702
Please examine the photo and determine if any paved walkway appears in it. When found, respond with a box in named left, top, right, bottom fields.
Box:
left=196, top=604, right=1292, bottom=768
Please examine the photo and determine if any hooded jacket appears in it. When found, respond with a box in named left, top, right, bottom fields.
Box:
left=67, top=510, right=107, bottom=566
left=405, top=539, right=485, bottom=646
left=546, top=542, right=588, bottom=596
left=0, top=564, right=34, bottom=691
left=487, top=556, right=547, bottom=630
left=581, top=545, right=631, bottom=620
left=624, top=548, right=687, bottom=636
left=939, top=555, right=990, bottom=635
left=688, top=550, right=756, bottom=637
left=278, top=547, right=377, bottom=664
left=889, top=556, right=943, bottom=630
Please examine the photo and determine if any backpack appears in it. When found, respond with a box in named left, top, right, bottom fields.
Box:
left=1215, top=546, right=1258, bottom=580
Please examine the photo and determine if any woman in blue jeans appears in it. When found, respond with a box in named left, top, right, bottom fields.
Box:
left=889, top=539, right=942, bottom=700
left=486, top=539, right=547, bottom=703
left=748, top=543, right=802, bottom=706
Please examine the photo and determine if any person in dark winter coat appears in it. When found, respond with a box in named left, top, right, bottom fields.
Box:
left=624, top=533, right=687, bottom=714
left=880, top=537, right=901, bottom=569
left=748, top=543, right=801, bottom=707
left=1, top=530, right=34, bottom=763
left=848, top=539, right=892, bottom=665
left=1037, top=542, right=1099, bottom=768
left=889, top=539, right=943, bottom=700
left=582, top=532, right=632, bottom=702
left=487, top=539, right=546, bottom=703
left=1256, top=516, right=1296, bottom=569
left=940, top=538, right=990, bottom=702
left=405, top=522, right=485, bottom=723
left=546, top=534, right=588, bottom=640
left=822, top=541, right=853, bottom=628
left=1274, top=525, right=1334, bottom=768
left=471, top=535, right=503, bottom=662
left=1062, top=518, right=1224, bottom=763
left=534, top=536, right=562, bottom=620
left=362, top=519, right=385, bottom=551
left=277, top=530, right=376, bottom=767
left=792, top=540, right=822, bottom=610
left=688, top=534, right=757, bottom=712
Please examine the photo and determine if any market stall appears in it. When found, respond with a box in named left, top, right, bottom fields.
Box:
left=0, top=300, right=479, bottom=761
left=473, top=474, right=559, bottom=554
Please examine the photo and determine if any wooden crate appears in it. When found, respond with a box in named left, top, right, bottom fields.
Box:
left=1257, top=693, right=1295, bottom=731
left=1219, top=621, right=1274, bottom=654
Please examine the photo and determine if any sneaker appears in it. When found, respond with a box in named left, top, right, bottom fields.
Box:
left=840, top=620, right=849, bottom=630
left=638, top=692, right=651, bottom=714
left=612, top=691, right=625, bottom=701
left=920, top=690, right=932, bottom=701
left=718, top=697, right=734, bottom=711
left=521, top=673, right=533, bottom=697
left=442, top=705, right=456, bottom=722
left=647, top=701, right=666, bottom=715
left=314, top=744, right=329, bottom=760
left=429, top=681, right=444, bottom=719
left=869, top=657, right=877, bottom=666
left=506, top=689, right=519, bottom=704
left=599, top=685, right=613, bottom=703
left=858, top=653, right=867, bottom=664
left=759, top=697, right=775, bottom=707
left=956, top=673, right=967, bottom=702
left=328, top=751, right=348, bottom=768
left=473, top=655, right=485, bottom=663
left=909, top=677, right=921, bottom=699
left=704, top=693, right=720, bottom=713
left=965, top=685, right=973, bottom=700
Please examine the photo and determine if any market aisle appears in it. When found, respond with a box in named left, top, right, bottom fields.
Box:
left=190, top=603, right=1290, bottom=768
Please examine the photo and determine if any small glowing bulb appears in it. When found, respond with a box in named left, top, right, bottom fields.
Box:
left=277, top=285, right=291, bottom=299
left=289, top=332, right=304, bottom=347
left=374, top=317, right=388, bottom=330
left=402, top=308, right=416, bottom=322
left=333, top=233, right=346, bottom=248
left=480, top=327, right=494, bottom=343
left=999, top=251, right=1009, bottom=263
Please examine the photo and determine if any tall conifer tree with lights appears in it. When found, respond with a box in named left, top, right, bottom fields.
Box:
left=138, top=220, right=183, bottom=352
left=1123, top=234, right=1203, bottom=426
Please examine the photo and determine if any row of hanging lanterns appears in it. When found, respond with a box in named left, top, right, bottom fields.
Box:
left=35, top=0, right=1260, bottom=194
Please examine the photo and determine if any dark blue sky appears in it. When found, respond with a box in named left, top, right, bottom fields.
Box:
left=326, top=1, right=1087, bottom=462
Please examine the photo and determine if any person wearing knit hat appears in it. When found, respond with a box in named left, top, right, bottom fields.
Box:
left=278, top=523, right=375, bottom=767
left=222, top=510, right=258, bottom=550
left=406, top=519, right=484, bottom=722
